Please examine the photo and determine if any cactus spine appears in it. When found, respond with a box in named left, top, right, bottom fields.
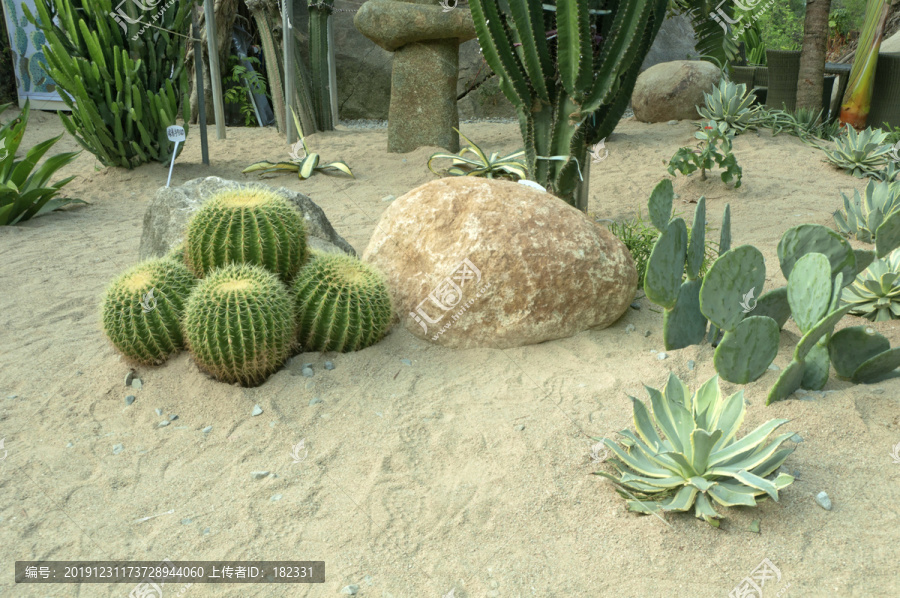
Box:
left=184, top=188, right=307, bottom=282
left=101, top=258, right=197, bottom=364
left=184, top=264, right=295, bottom=386
left=292, top=252, right=393, bottom=352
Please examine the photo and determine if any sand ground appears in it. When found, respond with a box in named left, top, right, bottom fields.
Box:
left=1, top=109, right=899, bottom=597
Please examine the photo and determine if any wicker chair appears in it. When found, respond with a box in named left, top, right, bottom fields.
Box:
left=765, top=50, right=801, bottom=111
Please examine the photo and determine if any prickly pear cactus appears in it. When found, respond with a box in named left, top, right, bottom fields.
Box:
left=101, top=258, right=197, bottom=364
left=828, top=326, right=900, bottom=383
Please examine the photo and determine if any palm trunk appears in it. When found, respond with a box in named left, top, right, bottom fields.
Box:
left=796, top=0, right=831, bottom=111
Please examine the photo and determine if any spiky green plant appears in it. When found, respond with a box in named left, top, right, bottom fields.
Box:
left=596, top=373, right=795, bottom=527
left=842, top=247, right=900, bottom=321
left=697, top=80, right=761, bottom=133
left=668, top=120, right=743, bottom=187
left=469, top=0, right=669, bottom=210
left=833, top=179, right=900, bottom=243
left=184, top=188, right=307, bottom=282
left=824, top=126, right=894, bottom=180
left=101, top=258, right=197, bottom=364
left=428, top=129, right=527, bottom=180
left=184, top=263, right=295, bottom=386
left=292, top=252, right=393, bottom=352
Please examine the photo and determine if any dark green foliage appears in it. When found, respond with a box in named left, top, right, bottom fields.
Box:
left=668, top=121, right=743, bottom=188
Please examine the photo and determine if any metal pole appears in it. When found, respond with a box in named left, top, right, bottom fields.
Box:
left=326, top=14, right=338, bottom=125
left=191, top=7, right=210, bottom=165
left=283, top=0, right=296, bottom=144
left=203, top=0, right=226, bottom=139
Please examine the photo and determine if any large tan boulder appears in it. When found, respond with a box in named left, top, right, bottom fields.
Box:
left=632, top=60, right=722, bottom=123
left=362, top=178, right=637, bottom=349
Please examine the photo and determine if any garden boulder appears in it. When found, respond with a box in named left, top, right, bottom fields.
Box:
left=632, top=60, right=722, bottom=123
left=362, top=177, right=637, bottom=349
left=138, top=177, right=356, bottom=261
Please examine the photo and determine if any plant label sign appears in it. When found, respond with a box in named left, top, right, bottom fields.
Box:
left=165, top=126, right=186, bottom=188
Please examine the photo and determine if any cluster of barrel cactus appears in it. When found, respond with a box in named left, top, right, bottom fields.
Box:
left=101, top=187, right=393, bottom=386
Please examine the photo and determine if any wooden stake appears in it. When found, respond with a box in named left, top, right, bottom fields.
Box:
left=204, top=0, right=226, bottom=139
left=191, top=7, right=210, bottom=165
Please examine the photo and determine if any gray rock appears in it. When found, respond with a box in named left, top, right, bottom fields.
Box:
left=630, top=301, right=641, bottom=310
left=252, top=404, right=263, bottom=416
left=381, top=195, right=396, bottom=202
left=400, top=358, right=412, bottom=366
left=632, top=60, right=722, bottom=123
left=341, top=584, right=360, bottom=595
left=181, top=518, right=192, bottom=525
left=202, top=426, right=213, bottom=434
left=125, top=395, right=136, bottom=406
left=768, top=364, right=780, bottom=371
left=139, top=177, right=357, bottom=261
left=169, top=414, right=178, bottom=421
left=309, top=397, right=323, bottom=406
left=7, top=395, right=17, bottom=399
left=324, top=361, right=335, bottom=371
left=625, top=324, right=636, bottom=333
left=815, top=491, right=832, bottom=511
left=302, top=367, right=314, bottom=378
left=303, top=363, right=313, bottom=369
left=791, top=434, right=804, bottom=443
left=514, top=424, right=525, bottom=431
left=644, top=330, right=651, bottom=337
left=668, top=119, right=679, bottom=125
left=251, top=471, right=270, bottom=480
left=158, top=421, right=170, bottom=428
left=131, top=378, right=142, bottom=390
left=657, top=352, right=668, bottom=361
left=155, top=408, right=163, bottom=416
left=687, top=360, right=695, bottom=371
left=66, top=442, right=74, bottom=448
left=270, top=494, right=282, bottom=502
left=641, top=14, right=699, bottom=71
left=202, top=527, right=210, bottom=535
left=125, top=371, right=134, bottom=386
left=113, top=444, right=124, bottom=455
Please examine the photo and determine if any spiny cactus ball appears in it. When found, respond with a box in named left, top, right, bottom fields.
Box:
left=184, top=263, right=295, bottom=386
left=184, top=188, right=307, bottom=281
left=166, top=243, right=186, bottom=264
left=292, top=252, right=393, bottom=352
left=101, top=258, right=197, bottom=364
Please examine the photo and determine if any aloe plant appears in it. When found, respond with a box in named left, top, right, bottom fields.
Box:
left=427, top=129, right=527, bottom=180
left=596, top=373, right=795, bottom=527
left=0, top=101, right=83, bottom=225
left=833, top=179, right=900, bottom=243
left=469, top=0, right=668, bottom=210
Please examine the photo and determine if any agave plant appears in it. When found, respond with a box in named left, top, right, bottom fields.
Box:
left=427, top=129, right=527, bottom=180
left=0, top=101, right=83, bottom=226
left=243, top=108, right=352, bottom=180
left=824, top=126, right=894, bottom=180
left=834, top=179, right=900, bottom=243
left=697, top=80, right=761, bottom=133
left=842, top=247, right=900, bottom=321
left=595, top=373, right=795, bottom=527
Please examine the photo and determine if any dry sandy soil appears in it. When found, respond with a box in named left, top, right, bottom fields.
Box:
left=1, top=108, right=899, bottom=598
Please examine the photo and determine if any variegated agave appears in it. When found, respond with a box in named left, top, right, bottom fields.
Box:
left=834, top=179, right=900, bottom=243
left=824, top=126, right=895, bottom=180
left=697, top=79, right=761, bottom=133
left=595, top=373, right=795, bottom=527
left=427, top=129, right=527, bottom=180
left=842, top=247, right=900, bottom=321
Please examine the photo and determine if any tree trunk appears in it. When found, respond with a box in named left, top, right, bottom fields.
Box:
left=186, top=0, right=239, bottom=124
left=796, top=0, right=832, bottom=111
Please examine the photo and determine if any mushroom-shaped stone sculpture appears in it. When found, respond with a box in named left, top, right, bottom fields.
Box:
left=354, top=0, right=476, bottom=153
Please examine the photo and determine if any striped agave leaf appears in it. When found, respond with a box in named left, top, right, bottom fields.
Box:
left=428, top=129, right=527, bottom=180
left=595, top=373, right=795, bottom=527
left=842, top=247, right=900, bottom=321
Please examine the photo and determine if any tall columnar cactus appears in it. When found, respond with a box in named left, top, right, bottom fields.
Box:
left=184, top=264, right=295, bottom=386
left=469, top=0, right=668, bottom=210
left=25, top=0, right=191, bottom=168
left=184, top=188, right=308, bottom=282
left=101, top=258, right=197, bottom=364
left=292, top=252, right=393, bottom=352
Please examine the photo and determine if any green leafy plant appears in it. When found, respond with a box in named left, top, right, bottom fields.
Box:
left=668, top=0, right=739, bottom=68
left=833, top=179, right=900, bottom=243
left=469, top=0, right=669, bottom=209
left=668, top=121, right=743, bottom=187
left=243, top=108, right=352, bottom=180
left=697, top=80, right=761, bottom=133
left=0, top=101, right=83, bottom=225
left=738, top=21, right=766, bottom=65
left=842, top=247, right=900, bottom=321
left=824, top=126, right=895, bottom=180
left=595, top=373, right=795, bottom=527
left=25, top=0, right=192, bottom=168
left=428, top=129, right=527, bottom=180
left=223, top=56, right=269, bottom=127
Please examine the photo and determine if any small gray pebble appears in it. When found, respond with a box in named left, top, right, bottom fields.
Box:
left=251, top=471, right=270, bottom=479
left=202, top=426, right=212, bottom=434
left=400, top=358, right=412, bottom=366
left=7, top=395, right=17, bottom=399
left=131, top=378, right=142, bottom=390
left=687, top=360, right=695, bottom=371
left=66, top=442, right=73, bottom=448
left=815, top=491, right=832, bottom=511
left=341, top=585, right=360, bottom=595
left=303, top=363, right=313, bottom=369
left=125, top=395, right=135, bottom=405
left=76, top=370, right=83, bottom=375
left=630, top=301, right=641, bottom=310
left=381, top=194, right=395, bottom=202
left=324, top=361, right=335, bottom=370
left=514, top=424, right=525, bottom=431
left=125, top=371, right=134, bottom=386
left=305, top=380, right=315, bottom=390
left=155, top=408, right=163, bottom=416
left=644, top=330, right=651, bottom=337
left=657, top=352, right=668, bottom=361
left=252, top=405, right=263, bottom=416
left=309, top=397, right=323, bottom=406
left=625, top=324, right=636, bottom=333
left=181, top=518, right=192, bottom=525
left=169, top=414, right=178, bottom=421
left=202, top=527, right=210, bottom=535
left=270, top=494, right=282, bottom=502
left=768, top=364, right=780, bottom=371
left=302, top=367, right=314, bottom=378
left=790, top=433, right=804, bottom=443
left=668, top=119, right=679, bottom=125
left=112, top=444, right=124, bottom=455
left=158, top=421, right=170, bottom=428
